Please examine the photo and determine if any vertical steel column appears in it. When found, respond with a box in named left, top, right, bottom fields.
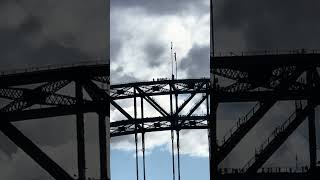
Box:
left=209, top=0, right=217, bottom=178
left=99, top=113, right=108, bottom=180
left=209, top=101, right=218, bottom=180
left=308, top=107, right=316, bottom=169
left=175, top=93, right=181, bottom=180
left=307, top=70, right=317, bottom=170
left=176, top=131, right=181, bottom=180
left=134, top=88, right=139, bottom=180
left=141, top=97, right=146, bottom=180
left=170, top=83, right=176, bottom=180
left=76, top=81, right=86, bottom=180
left=206, top=85, right=210, bottom=117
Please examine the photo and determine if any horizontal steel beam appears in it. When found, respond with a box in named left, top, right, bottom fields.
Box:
left=213, top=54, right=320, bottom=69
left=111, top=125, right=208, bottom=137
left=111, top=79, right=209, bottom=89
left=0, top=64, right=109, bottom=87
left=1, top=103, right=100, bottom=122
left=111, top=115, right=208, bottom=137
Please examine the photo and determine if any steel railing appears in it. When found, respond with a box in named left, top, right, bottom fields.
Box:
left=213, top=49, right=320, bottom=57
left=0, top=60, right=108, bottom=76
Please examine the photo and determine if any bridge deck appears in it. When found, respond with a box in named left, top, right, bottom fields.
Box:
left=212, top=51, right=320, bottom=69
left=0, top=61, right=109, bottom=87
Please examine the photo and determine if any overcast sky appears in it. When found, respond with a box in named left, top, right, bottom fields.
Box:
left=0, top=0, right=109, bottom=179
left=0, top=0, right=320, bottom=180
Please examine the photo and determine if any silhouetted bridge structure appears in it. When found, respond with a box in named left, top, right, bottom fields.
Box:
left=1, top=51, right=320, bottom=180
left=110, top=50, right=320, bottom=179
left=0, top=61, right=110, bottom=180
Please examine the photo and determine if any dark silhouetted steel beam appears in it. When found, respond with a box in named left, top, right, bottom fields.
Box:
left=134, top=88, right=139, bottom=180
left=110, top=79, right=209, bottom=89
left=83, top=79, right=131, bottom=120
left=174, top=82, right=205, bottom=116
left=2, top=103, right=98, bottom=122
left=217, top=100, right=276, bottom=164
left=307, top=70, right=317, bottom=170
left=244, top=104, right=316, bottom=173
left=0, top=122, right=74, bottom=180
left=99, top=114, right=108, bottom=180
left=0, top=80, right=70, bottom=112
left=170, top=85, right=176, bottom=180
left=0, top=64, right=109, bottom=87
left=184, top=94, right=208, bottom=118
left=141, top=97, right=146, bottom=180
left=81, top=79, right=110, bottom=180
left=136, top=87, right=169, bottom=117
left=76, top=81, right=86, bottom=180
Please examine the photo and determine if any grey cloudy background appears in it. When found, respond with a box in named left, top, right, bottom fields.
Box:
left=0, top=0, right=109, bottom=71
left=0, top=0, right=320, bottom=179
left=214, top=0, right=320, bottom=51
left=0, top=0, right=109, bottom=179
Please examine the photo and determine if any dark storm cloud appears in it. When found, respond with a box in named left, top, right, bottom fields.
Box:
left=180, top=45, right=209, bottom=78
left=0, top=26, right=90, bottom=70
left=214, top=0, right=320, bottom=49
left=0, top=0, right=109, bottom=179
left=111, top=0, right=207, bottom=15
left=0, top=0, right=109, bottom=70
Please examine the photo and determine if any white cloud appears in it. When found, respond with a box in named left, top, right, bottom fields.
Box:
left=111, top=6, right=209, bottom=81
left=110, top=2, right=211, bottom=158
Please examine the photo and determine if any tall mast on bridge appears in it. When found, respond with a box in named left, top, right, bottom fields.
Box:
left=171, top=42, right=174, bottom=80
left=174, top=52, right=177, bottom=80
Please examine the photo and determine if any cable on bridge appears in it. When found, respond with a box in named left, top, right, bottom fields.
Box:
left=134, top=88, right=139, bottom=180
left=141, top=97, right=146, bottom=180
left=170, top=84, right=176, bottom=180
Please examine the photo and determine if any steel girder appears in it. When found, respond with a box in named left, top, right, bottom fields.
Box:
left=211, top=54, right=320, bottom=175
left=108, top=76, right=318, bottom=138
left=110, top=79, right=210, bottom=138
left=0, top=63, right=109, bottom=180
left=111, top=115, right=208, bottom=137
left=216, top=65, right=308, bottom=164
left=108, top=61, right=318, bottom=138
left=110, top=79, right=209, bottom=100
left=242, top=103, right=317, bottom=173
left=0, top=122, right=74, bottom=180
left=0, top=63, right=109, bottom=87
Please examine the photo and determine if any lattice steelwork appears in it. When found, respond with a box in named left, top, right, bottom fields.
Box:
left=210, top=53, right=320, bottom=180
left=110, top=78, right=211, bottom=180
left=0, top=62, right=110, bottom=180
left=1, top=53, right=319, bottom=180
left=108, top=52, right=320, bottom=180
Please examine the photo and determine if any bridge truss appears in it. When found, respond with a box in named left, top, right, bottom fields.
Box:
left=109, top=52, right=320, bottom=180
left=0, top=62, right=110, bottom=180
left=210, top=53, right=320, bottom=180
left=0, top=53, right=319, bottom=180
